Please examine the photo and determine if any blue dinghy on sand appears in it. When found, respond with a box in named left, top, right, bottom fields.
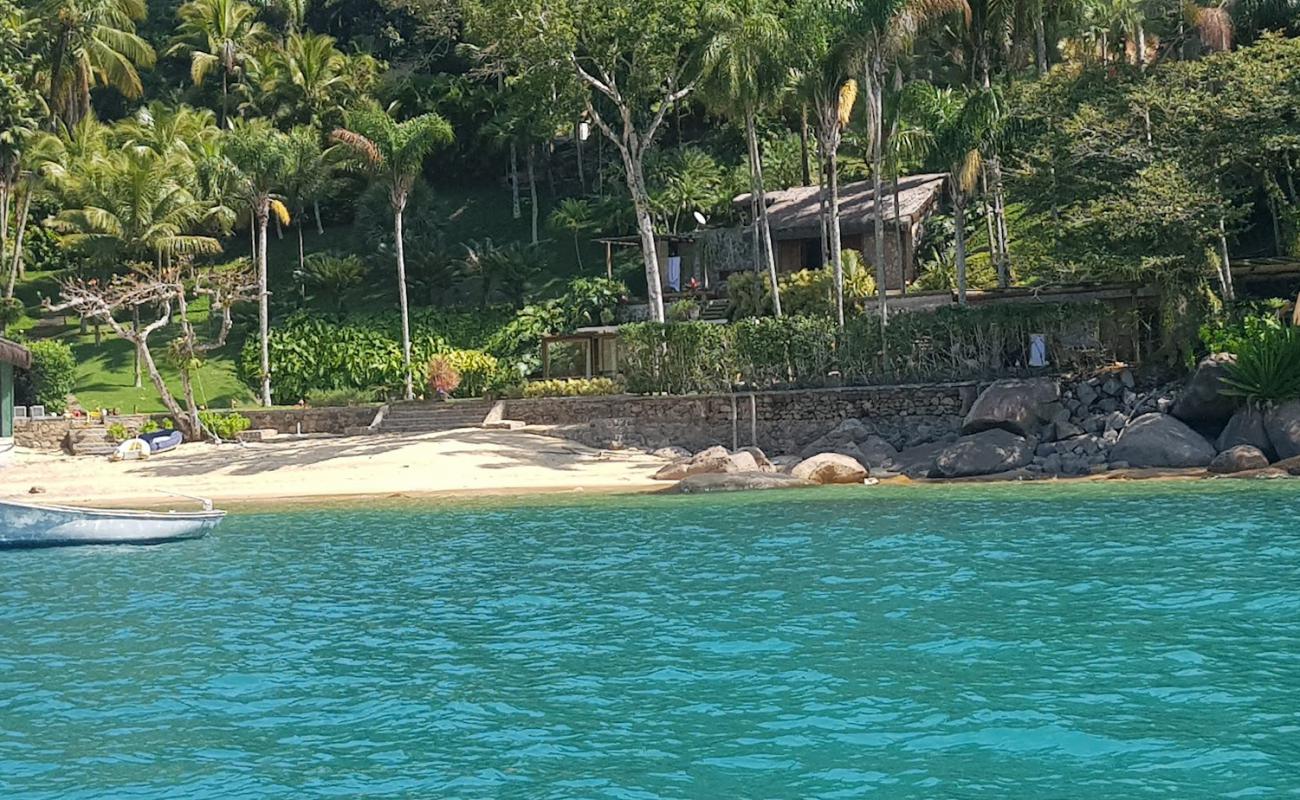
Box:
left=140, top=429, right=183, bottom=454
left=0, top=497, right=224, bottom=547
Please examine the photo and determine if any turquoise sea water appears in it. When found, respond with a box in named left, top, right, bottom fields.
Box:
left=2, top=482, right=1299, bottom=799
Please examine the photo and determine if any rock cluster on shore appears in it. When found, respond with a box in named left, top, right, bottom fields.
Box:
left=650, top=359, right=1300, bottom=486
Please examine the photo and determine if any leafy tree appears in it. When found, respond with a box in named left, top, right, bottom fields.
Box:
left=167, top=0, right=268, bottom=127
left=295, top=251, right=364, bottom=310
left=331, top=103, right=454, bottom=399
left=253, top=32, right=378, bottom=130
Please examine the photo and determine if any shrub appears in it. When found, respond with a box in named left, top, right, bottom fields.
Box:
left=560, top=277, right=626, bottom=327
left=14, top=338, right=77, bottom=414
left=1221, top=325, right=1300, bottom=405
left=140, top=419, right=161, bottom=434
left=1197, top=301, right=1287, bottom=361
left=106, top=422, right=129, bottom=442
left=305, top=387, right=376, bottom=407
left=667, top=297, right=700, bottom=322
left=442, top=349, right=498, bottom=398
left=0, top=297, right=23, bottom=329
left=523, top=377, right=622, bottom=398
left=619, top=321, right=734, bottom=394
left=199, top=411, right=252, bottom=440
left=426, top=355, right=461, bottom=399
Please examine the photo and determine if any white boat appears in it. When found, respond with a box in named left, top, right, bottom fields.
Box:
left=0, top=497, right=225, bottom=547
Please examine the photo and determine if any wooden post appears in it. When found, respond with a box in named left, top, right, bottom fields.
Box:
left=605, top=242, right=613, bottom=279
left=585, top=339, right=593, bottom=378
left=542, top=339, right=551, bottom=379
left=749, top=392, right=757, bottom=447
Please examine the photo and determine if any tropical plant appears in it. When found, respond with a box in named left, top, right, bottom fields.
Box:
left=332, top=103, right=454, bottom=400
left=442, top=349, right=499, bottom=397
left=426, top=354, right=460, bottom=399
left=523, top=376, right=623, bottom=397
left=12, top=337, right=76, bottom=413
left=255, top=32, right=377, bottom=129
left=1221, top=324, right=1300, bottom=404
left=167, top=0, right=268, bottom=127
left=456, top=238, right=543, bottom=307
left=548, top=197, right=595, bottom=269
left=198, top=409, right=251, bottom=440
left=295, top=251, right=364, bottom=310
left=305, top=386, right=375, bottom=406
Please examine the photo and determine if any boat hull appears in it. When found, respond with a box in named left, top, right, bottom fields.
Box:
left=0, top=500, right=224, bottom=547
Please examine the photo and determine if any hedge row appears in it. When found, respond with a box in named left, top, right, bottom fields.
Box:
left=619, top=303, right=1122, bottom=394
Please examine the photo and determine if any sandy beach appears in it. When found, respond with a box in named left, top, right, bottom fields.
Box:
left=1, top=430, right=668, bottom=508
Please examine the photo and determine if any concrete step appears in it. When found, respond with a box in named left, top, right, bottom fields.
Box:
left=379, top=422, right=485, bottom=434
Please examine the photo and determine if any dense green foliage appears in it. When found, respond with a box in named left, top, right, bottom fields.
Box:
left=14, top=339, right=77, bottom=413
left=620, top=303, right=1122, bottom=394
left=198, top=410, right=252, bottom=440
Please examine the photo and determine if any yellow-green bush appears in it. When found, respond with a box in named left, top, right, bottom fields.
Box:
left=523, top=377, right=623, bottom=398
left=442, top=349, right=499, bottom=398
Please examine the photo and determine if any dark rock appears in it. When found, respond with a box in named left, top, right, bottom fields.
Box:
left=1172, top=354, right=1236, bottom=428
left=1104, top=411, right=1127, bottom=432
left=1077, top=382, right=1099, bottom=407
left=1265, top=401, right=1300, bottom=460
left=886, top=440, right=949, bottom=479
left=934, top=429, right=1034, bottom=478
left=962, top=378, right=1061, bottom=437
left=791, top=453, right=869, bottom=484
left=1208, top=445, right=1271, bottom=474
left=1097, top=398, right=1119, bottom=414
left=1109, top=413, right=1216, bottom=468
left=1121, top=369, right=1135, bottom=389
left=1035, top=442, right=1056, bottom=457
left=668, top=472, right=816, bottom=494
left=771, top=455, right=802, bottom=473
left=1042, top=453, right=1063, bottom=474
left=1102, top=377, right=1123, bottom=396
left=1216, top=407, right=1276, bottom=461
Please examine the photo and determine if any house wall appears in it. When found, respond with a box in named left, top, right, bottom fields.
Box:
left=774, top=227, right=913, bottom=289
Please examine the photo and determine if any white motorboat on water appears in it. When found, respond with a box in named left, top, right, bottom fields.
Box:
left=0, top=496, right=224, bottom=547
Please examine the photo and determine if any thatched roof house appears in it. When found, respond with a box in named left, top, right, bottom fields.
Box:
left=735, top=173, right=947, bottom=288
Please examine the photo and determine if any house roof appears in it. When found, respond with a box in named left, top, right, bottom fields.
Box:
left=0, top=338, right=31, bottom=369
left=735, top=173, right=947, bottom=240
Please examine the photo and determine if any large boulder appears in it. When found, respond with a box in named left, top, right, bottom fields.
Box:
left=1172, top=354, right=1236, bottom=429
left=652, top=449, right=758, bottom=480
left=1216, top=407, right=1276, bottom=461
left=962, top=378, right=1061, bottom=437
left=652, top=445, right=692, bottom=462
left=1109, top=413, right=1216, bottom=468
left=799, top=419, right=898, bottom=464
left=790, top=453, right=869, bottom=484
left=885, top=440, right=951, bottom=479
left=736, top=446, right=774, bottom=472
left=1208, top=445, right=1271, bottom=474
left=668, top=472, right=815, bottom=493
left=934, top=429, right=1034, bottom=478
left=1265, top=401, right=1300, bottom=461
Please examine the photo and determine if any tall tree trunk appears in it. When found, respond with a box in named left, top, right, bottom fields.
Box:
left=817, top=148, right=829, bottom=266
left=314, top=200, right=324, bottom=234
left=829, top=145, right=845, bottom=328
left=799, top=105, right=812, bottom=187
left=954, top=192, right=968, bottom=305
left=892, top=175, right=906, bottom=296
left=573, top=232, right=584, bottom=270
left=1218, top=214, right=1235, bottom=303
left=510, top=143, right=521, bottom=220
left=1137, top=23, right=1147, bottom=70
left=9, top=185, right=32, bottom=282
left=746, top=111, right=782, bottom=317
left=575, top=114, right=586, bottom=190
left=221, top=71, right=228, bottom=129
left=989, top=156, right=1011, bottom=287
left=257, top=205, right=272, bottom=407
left=1035, top=4, right=1049, bottom=74
left=0, top=179, right=10, bottom=286
left=868, top=70, right=888, bottom=327
left=527, top=144, right=539, bottom=245
left=394, top=196, right=414, bottom=400
left=133, top=306, right=142, bottom=389
left=626, top=156, right=665, bottom=323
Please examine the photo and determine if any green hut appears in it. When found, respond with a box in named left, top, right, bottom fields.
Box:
left=1, top=338, right=32, bottom=438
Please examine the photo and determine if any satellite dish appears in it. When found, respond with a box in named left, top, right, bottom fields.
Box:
left=693, top=211, right=708, bottom=226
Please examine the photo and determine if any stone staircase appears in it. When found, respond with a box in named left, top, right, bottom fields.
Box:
left=378, top=399, right=495, bottom=434
left=700, top=298, right=729, bottom=321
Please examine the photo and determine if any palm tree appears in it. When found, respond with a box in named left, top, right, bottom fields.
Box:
left=256, top=32, right=368, bottom=130
left=282, top=126, right=338, bottom=274
left=332, top=104, right=453, bottom=400
left=701, top=0, right=790, bottom=317
left=224, top=120, right=292, bottom=406
left=904, top=82, right=999, bottom=305
left=35, top=0, right=156, bottom=129
left=549, top=198, right=595, bottom=270
left=850, top=0, right=969, bottom=326
left=167, top=0, right=268, bottom=128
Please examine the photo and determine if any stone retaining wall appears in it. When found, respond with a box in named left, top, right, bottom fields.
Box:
left=503, top=383, right=981, bottom=454
left=13, top=407, right=379, bottom=451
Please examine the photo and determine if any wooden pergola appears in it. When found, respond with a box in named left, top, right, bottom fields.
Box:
left=540, top=326, right=620, bottom=379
